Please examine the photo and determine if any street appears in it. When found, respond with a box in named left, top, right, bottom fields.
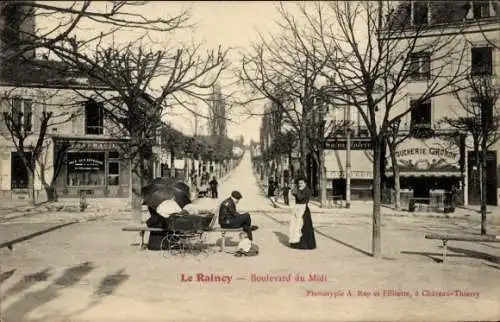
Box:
left=1, top=153, right=499, bottom=322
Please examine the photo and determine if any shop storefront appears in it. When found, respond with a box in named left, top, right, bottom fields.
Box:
left=54, top=136, right=130, bottom=198
left=324, top=138, right=374, bottom=200
left=385, top=135, right=465, bottom=208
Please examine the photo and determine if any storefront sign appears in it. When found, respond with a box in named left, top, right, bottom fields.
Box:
left=324, top=139, right=373, bottom=150
left=387, top=137, right=461, bottom=173
left=69, top=158, right=104, bottom=171
left=328, top=170, right=372, bottom=179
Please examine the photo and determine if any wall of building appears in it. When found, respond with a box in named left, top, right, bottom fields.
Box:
left=0, top=85, right=128, bottom=200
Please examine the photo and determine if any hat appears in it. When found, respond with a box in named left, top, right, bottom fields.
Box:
left=231, top=190, right=242, bottom=200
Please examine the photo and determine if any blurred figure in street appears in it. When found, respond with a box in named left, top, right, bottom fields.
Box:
left=268, top=178, right=275, bottom=198
left=209, top=176, right=218, bottom=199
left=282, top=182, right=290, bottom=205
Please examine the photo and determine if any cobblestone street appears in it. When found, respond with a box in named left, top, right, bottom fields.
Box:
left=1, top=153, right=499, bottom=322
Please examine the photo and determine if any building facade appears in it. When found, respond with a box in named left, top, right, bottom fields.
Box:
left=384, top=0, right=500, bottom=206
left=0, top=80, right=131, bottom=201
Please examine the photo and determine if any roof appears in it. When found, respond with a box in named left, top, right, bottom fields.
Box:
left=0, top=58, right=110, bottom=88
left=388, top=1, right=500, bottom=30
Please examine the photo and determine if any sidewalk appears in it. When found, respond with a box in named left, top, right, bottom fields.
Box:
left=254, top=173, right=500, bottom=224
left=0, top=161, right=241, bottom=223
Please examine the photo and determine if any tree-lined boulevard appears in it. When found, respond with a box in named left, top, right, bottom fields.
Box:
left=1, top=152, right=499, bottom=321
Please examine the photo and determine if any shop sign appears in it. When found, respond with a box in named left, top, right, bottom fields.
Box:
left=328, top=170, right=372, bottom=179
left=388, top=137, right=461, bottom=172
left=324, top=139, right=372, bottom=150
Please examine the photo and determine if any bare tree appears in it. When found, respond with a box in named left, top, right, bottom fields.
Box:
left=385, top=117, right=410, bottom=211
left=442, top=75, right=500, bottom=235
left=1, top=1, right=191, bottom=61
left=295, top=1, right=470, bottom=257
left=45, top=34, right=227, bottom=209
left=1, top=86, right=82, bottom=203
left=239, top=3, right=342, bottom=204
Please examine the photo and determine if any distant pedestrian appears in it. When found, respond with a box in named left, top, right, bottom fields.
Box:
left=282, top=182, right=290, bottom=205
left=209, top=176, right=218, bottom=199
left=268, top=178, right=275, bottom=198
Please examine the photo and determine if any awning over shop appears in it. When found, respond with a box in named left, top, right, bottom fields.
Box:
left=325, top=149, right=373, bottom=180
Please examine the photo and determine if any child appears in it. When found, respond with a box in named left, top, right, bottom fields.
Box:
left=235, top=231, right=259, bottom=257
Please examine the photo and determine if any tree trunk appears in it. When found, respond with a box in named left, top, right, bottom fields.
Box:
left=170, top=151, right=176, bottom=178
left=372, top=136, right=383, bottom=258
left=319, top=148, right=327, bottom=208
left=43, top=182, right=58, bottom=202
left=299, top=138, right=308, bottom=179
left=28, top=168, right=36, bottom=205
left=480, top=144, right=488, bottom=235
left=389, top=143, right=401, bottom=211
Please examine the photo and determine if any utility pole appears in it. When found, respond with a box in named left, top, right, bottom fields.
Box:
left=346, top=102, right=351, bottom=208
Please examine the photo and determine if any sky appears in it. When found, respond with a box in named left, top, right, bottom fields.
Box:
left=37, top=1, right=300, bottom=145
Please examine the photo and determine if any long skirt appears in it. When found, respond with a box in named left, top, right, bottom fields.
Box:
left=288, top=204, right=316, bottom=250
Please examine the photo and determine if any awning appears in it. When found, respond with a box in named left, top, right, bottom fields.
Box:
left=386, top=171, right=462, bottom=177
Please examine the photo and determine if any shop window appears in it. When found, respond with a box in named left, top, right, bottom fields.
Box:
left=473, top=1, right=491, bottom=19
left=471, top=47, right=493, bottom=76
left=412, top=1, right=429, bottom=26
left=11, top=98, right=33, bottom=132
left=67, top=152, right=105, bottom=186
left=11, top=151, right=31, bottom=189
left=410, top=99, right=432, bottom=128
left=85, top=100, right=104, bottom=135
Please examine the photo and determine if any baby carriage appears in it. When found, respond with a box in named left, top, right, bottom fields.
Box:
left=198, top=183, right=209, bottom=198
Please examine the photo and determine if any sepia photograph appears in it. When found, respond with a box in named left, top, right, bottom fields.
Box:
left=0, top=1, right=499, bottom=321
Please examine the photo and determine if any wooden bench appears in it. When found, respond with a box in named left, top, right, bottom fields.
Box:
left=122, top=226, right=166, bottom=250
left=425, top=233, right=500, bottom=263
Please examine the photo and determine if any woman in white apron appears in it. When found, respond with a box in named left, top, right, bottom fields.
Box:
left=288, top=177, right=316, bottom=249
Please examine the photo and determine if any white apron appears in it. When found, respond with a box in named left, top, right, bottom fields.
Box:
left=288, top=203, right=306, bottom=243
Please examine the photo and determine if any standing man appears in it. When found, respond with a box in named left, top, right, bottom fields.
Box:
left=209, top=176, right=218, bottom=199
left=282, top=182, right=290, bottom=205
left=218, top=191, right=258, bottom=241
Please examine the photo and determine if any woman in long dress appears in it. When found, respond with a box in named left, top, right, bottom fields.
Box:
left=288, top=177, right=316, bottom=249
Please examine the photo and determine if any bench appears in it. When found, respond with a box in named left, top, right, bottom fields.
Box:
left=325, top=195, right=343, bottom=208
left=409, top=197, right=432, bottom=212
left=425, top=233, right=500, bottom=263
left=122, top=227, right=166, bottom=250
